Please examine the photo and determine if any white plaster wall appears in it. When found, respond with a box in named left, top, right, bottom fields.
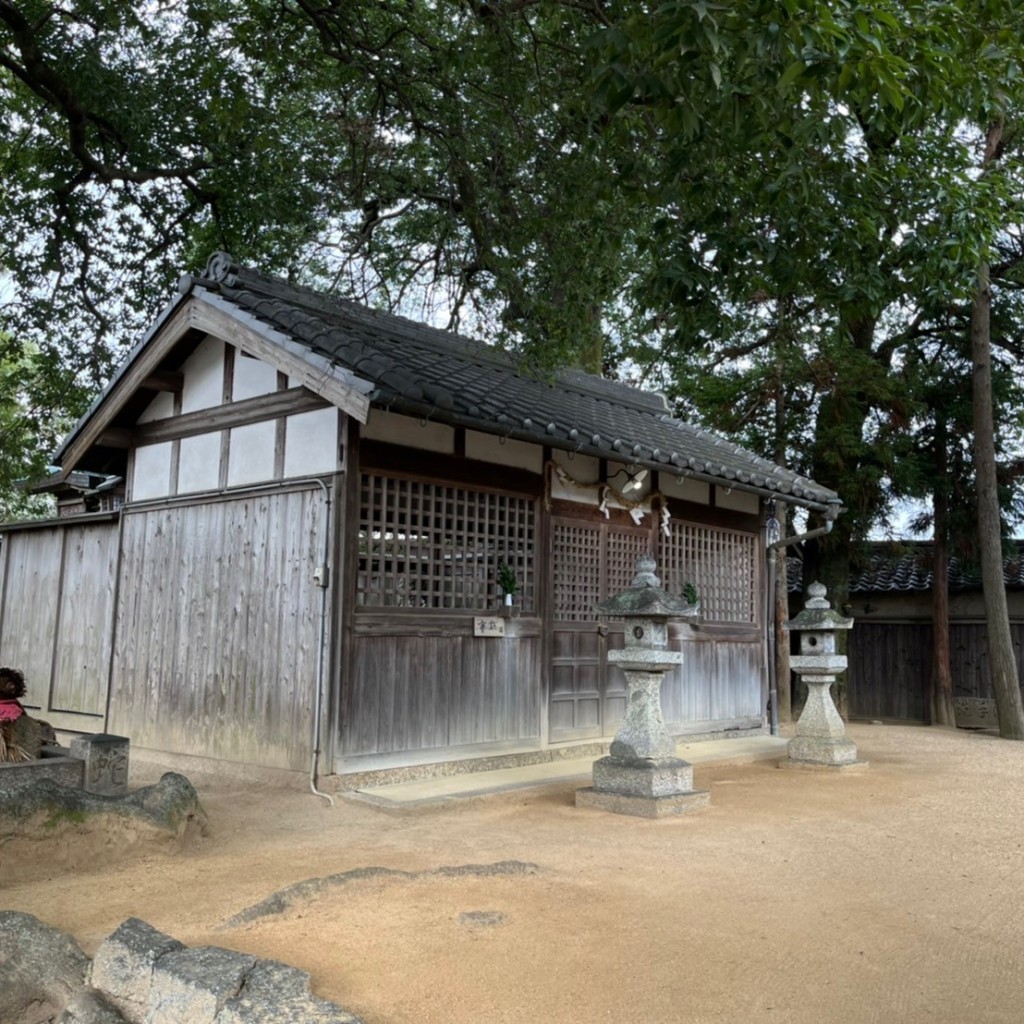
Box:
left=659, top=473, right=711, bottom=505
left=178, top=432, right=223, bottom=493
left=551, top=449, right=600, bottom=483
left=232, top=350, right=279, bottom=401
left=465, top=431, right=543, bottom=473
left=362, top=410, right=454, bottom=453
left=227, top=421, right=277, bottom=487
left=137, top=391, right=173, bottom=424
left=716, top=486, right=760, bottom=514
left=284, top=408, right=339, bottom=477
left=181, top=338, right=225, bottom=413
left=131, top=443, right=173, bottom=501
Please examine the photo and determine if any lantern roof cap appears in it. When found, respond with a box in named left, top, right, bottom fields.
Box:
left=787, top=581, right=853, bottom=631
left=595, top=555, right=699, bottom=620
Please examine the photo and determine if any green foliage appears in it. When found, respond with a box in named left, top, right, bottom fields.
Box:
left=3, top=0, right=1024, bottom=558
left=496, top=560, right=519, bottom=597
left=0, top=333, right=83, bottom=521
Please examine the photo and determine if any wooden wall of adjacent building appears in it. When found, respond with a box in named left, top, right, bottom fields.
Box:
left=108, top=485, right=328, bottom=770
left=847, top=620, right=1024, bottom=722
left=0, top=515, right=119, bottom=732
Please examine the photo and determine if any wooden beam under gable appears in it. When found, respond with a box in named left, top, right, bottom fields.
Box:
left=141, top=371, right=183, bottom=392
left=133, top=387, right=331, bottom=445
left=58, top=298, right=199, bottom=477
left=188, top=293, right=372, bottom=424
left=58, top=290, right=372, bottom=481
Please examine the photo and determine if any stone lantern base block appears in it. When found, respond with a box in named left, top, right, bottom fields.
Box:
left=787, top=735, right=861, bottom=768
left=591, top=756, right=693, bottom=798
left=778, top=758, right=869, bottom=773
left=577, top=756, right=710, bottom=818
left=575, top=786, right=710, bottom=819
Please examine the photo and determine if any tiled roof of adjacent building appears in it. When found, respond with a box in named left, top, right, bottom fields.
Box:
left=850, top=545, right=1024, bottom=593
left=788, top=543, right=1024, bottom=593
left=179, top=254, right=840, bottom=511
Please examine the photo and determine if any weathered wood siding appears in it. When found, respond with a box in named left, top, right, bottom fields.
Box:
left=341, top=615, right=542, bottom=761
left=846, top=621, right=1024, bottom=722
left=661, top=628, right=764, bottom=728
left=0, top=517, right=118, bottom=731
left=109, top=488, right=325, bottom=769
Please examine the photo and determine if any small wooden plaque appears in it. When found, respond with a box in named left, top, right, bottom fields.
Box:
left=474, top=617, right=506, bottom=638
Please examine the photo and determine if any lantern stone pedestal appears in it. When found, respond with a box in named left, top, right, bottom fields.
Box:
left=575, top=556, right=707, bottom=818
left=783, top=582, right=867, bottom=771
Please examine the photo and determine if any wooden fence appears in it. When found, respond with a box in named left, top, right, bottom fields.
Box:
left=0, top=514, right=119, bottom=733
left=846, top=621, right=1024, bottom=722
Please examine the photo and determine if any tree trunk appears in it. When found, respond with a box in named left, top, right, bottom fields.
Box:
left=930, top=447, right=956, bottom=726
left=971, top=123, right=1024, bottom=739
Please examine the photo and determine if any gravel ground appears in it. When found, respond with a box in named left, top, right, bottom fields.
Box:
left=4, top=722, right=1024, bottom=1024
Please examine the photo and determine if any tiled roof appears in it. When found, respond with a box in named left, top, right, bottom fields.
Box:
left=183, top=255, right=840, bottom=511
left=850, top=547, right=1024, bottom=593
left=787, top=543, right=1024, bottom=593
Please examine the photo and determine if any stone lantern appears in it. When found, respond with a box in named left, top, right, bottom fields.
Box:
left=575, top=555, right=707, bottom=817
left=786, top=581, right=865, bottom=769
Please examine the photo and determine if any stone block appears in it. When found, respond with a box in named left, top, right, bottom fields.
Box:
left=777, top=758, right=869, bottom=773
left=0, top=755, right=84, bottom=794
left=69, top=734, right=130, bottom=796
left=591, top=756, right=694, bottom=798
left=56, top=988, right=130, bottom=1023
left=147, top=945, right=257, bottom=1024
left=214, top=959, right=362, bottom=1024
left=90, top=918, right=185, bottom=1021
left=954, top=697, right=998, bottom=729
left=788, top=735, right=859, bottom=766
left=575, top=787, right=710, bottom=818
left=0, top=911, right=90, bottom=1024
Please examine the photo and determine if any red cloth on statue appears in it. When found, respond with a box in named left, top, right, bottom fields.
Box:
left=0, top=699, right=24, bottom=722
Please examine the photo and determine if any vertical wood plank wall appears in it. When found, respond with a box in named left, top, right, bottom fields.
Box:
left=661, top=629, right=764, bottom=727
left=0, top=518, right=118, bottom=731
left=109, top=487, right=325, bottom=769
left=846, top=621, right=1024, bottom=722
left=341, top=615, right=542, bottom=761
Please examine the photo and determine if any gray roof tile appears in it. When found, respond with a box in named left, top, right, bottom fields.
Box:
left=188, top=257, right=840, bottom=510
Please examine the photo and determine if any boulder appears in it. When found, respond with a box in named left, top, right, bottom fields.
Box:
left=0, top=911, right=90, bottom=1024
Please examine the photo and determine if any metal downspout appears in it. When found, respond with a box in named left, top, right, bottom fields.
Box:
left=309, top=477, right=335, bottom=806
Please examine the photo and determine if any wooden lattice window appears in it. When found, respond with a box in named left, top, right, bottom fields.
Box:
left=552, top=522, right=651, bottom=621
left=552, top=523, right=602, bottom=621
left=357, top=473, right=535, bottom=610
left=662, top=521, right=759, bottom=624
left=607, top=528, right=651, bottom=599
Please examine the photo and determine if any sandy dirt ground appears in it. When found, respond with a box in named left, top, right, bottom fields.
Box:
left=4, top=722, right=1024, bottom=1024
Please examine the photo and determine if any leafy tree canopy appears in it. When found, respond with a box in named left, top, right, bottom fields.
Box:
left=2, top=0, right=1024, bottom=549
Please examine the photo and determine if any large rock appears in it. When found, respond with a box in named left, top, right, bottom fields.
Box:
left=214, top=959, right=362, bottom=1024
left=1, top=914, right=362, bottom=1024
left=0, top=911, right=90, bottom=1024
left=0, top=772, right=207, bottom=839
left=56, top=989, right=130, bottom=1024
left=90, top=918, right=185, bottom=1022
left=147, top=945, right=258, bottom=1024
